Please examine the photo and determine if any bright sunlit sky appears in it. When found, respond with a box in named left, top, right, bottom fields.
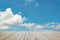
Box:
left=0, top=0, right=60, bottom=32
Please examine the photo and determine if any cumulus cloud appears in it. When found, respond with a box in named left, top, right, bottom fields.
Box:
left=34, top=25, right=43, bottom=29
left=0, top=26, right=9, bottom=29
left=20, top=22, right=60, bottom=30
left=0, top=8, right=26, bottom=29
left=20, top=23, right=35, bottom=28
left=0, top=8, right=60, bottom=31
left=43, top=22, right=60, bottom=30
left=19, top=23, right=43, bottom=29
left=55, top=25, right=60, bottom=30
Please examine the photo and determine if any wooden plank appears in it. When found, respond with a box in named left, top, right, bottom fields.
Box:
left=0, top=32, right=59, bottom=40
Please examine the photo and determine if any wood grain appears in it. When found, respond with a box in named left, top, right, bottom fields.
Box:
left=0, top=32, right=60, bottom=40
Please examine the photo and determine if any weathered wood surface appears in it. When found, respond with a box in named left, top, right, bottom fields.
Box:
left=0, top=32, right=60, bottom=40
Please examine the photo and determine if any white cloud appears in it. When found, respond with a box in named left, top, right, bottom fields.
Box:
left=0, top=8, right=60, bottom=31
left=54, top=24, right=60, bottom=30
left=44, top=22, right=60, bottom=30
left=19, top=23, right=43, bottom=29
left=0, top=8, right=26, bottom=29
left=0, top=8, right=13, bottom=22
left=18, top=22, right=60, bottom=31
left=20, top=23, right=35, bottom=28
left=0, top=26, right=9, bottom=29
left=1, top=14, right=23, bottom=25
left=34, top=25, right=43, bottom=29
left=22, top=22, right=60, bottom=30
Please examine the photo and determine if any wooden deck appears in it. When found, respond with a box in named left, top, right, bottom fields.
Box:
left=0, top=32, right=60, bottom=40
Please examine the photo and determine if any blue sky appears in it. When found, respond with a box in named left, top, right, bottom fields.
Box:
left=0, top=0, right=60, bottom=32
